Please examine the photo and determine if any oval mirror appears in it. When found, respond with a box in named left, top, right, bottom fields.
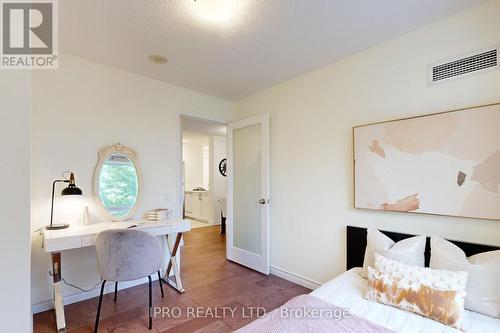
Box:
left=94, top=144, right=140, bottom=221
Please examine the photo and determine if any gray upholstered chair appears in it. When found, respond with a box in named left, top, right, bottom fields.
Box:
left=94, top=229, right=164, bottom=332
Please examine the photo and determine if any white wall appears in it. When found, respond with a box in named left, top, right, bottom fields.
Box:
left=212, top=136, right=227, bottom=224
left=183, top=132, right=210, bottom=190
left=31, top=54, right=233, bottom=309
left=234, top=0, right=500, bottom=286
left=0, top=72, right=32, bottom=331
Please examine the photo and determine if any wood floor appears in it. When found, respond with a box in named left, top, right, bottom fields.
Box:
left=34, top=226, right=310, bottom=332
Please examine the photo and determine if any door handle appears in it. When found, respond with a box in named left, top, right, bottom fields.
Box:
left=259, top=199, right=269, bottom=205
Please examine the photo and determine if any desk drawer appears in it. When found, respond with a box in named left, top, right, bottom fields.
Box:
left=81, top=235, right=97, bottom=248
left=143, top=225, right=173, bottom=236
left=45, top=236, right=82, bottom=252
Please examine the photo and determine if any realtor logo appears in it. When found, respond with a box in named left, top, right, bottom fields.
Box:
left=1, top=0, right=58, bottom=69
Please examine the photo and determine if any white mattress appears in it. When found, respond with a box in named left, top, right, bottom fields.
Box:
left=310, top=268, right=500, bottom=333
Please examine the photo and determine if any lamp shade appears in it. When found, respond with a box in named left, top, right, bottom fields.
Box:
left=61, top=185, right=82, bottom=196
left=61, top=172, right=83, bottom=196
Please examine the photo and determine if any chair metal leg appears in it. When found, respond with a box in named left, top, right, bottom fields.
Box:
left=94, top=280, right=106, bottom=333
left=157, top=271, right=164, bottom=298
left=114, top=281, right=118, bottom=302
left=148, top=276, right=153, bottom=330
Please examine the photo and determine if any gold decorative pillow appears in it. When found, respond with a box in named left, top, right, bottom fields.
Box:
left=365, top=254, right=468, bottom=330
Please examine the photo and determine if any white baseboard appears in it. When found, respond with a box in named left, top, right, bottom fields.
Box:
left=32, top=274, right=162, bottom=314
left=269, top=266, right=321, bottom=290
left=33, top=266, right=320, bottom=314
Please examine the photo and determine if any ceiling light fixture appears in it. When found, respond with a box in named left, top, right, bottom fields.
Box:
left=148, top=54, right=168, bottom=65
left=192, top=0, right=237, bottom=24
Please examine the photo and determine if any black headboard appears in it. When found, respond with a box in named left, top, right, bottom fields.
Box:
left=346, top=226, right=500, bottom=270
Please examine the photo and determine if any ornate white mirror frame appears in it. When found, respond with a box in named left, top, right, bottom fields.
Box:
left=93, top=143, right=142, bottom=222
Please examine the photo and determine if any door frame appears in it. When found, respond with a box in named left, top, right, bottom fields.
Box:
left=176, top=112, right=228, bottom=222
left=226, top=113, right=270, bottom=274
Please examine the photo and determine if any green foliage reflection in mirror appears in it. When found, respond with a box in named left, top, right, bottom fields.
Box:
left=98, top=153, right=139, bottom=218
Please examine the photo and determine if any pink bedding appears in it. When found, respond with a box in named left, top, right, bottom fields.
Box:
left=235, top=294, right=395, bottom=333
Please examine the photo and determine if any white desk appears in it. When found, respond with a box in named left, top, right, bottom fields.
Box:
left=42, top=218, right=191, bottom=332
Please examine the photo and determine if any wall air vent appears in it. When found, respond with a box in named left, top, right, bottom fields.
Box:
left=430, top=47, right=498, bottom=84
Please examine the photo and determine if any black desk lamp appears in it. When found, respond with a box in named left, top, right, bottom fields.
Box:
left=47, top=172, right=83, bottom=230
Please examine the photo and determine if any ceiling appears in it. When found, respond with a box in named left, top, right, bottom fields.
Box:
left=60, top=0, right=486, bottom=101
left=182, top=116, right=227, bottom=137
left=182, top=131, right=209, bottom=146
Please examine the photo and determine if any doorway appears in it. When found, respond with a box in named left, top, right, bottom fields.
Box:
left=181, top=116, right=228, bottom=232
left=179, top=114, right=270, bottom=275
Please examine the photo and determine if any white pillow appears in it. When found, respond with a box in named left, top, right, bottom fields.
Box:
left=361, top=228, right=426, bottom=278
left=430, top=236, right=500, bottom=318
left=366, top=254, right=468, bottom=331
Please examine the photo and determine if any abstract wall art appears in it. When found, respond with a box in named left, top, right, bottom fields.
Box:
left=353, top=103, right=500, bottom=220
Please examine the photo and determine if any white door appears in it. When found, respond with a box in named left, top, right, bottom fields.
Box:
left=226, top=114, right=270, bottom=274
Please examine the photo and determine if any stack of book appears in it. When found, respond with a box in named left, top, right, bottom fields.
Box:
left=145, top=208, right=170, bottom=222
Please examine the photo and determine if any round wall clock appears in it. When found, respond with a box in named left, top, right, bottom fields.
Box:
left=219, top=158, right=227, bottom=177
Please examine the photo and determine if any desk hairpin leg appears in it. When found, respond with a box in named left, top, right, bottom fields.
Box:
left=51, top=252, right=66, bottom=332
left=162, top=233, right=185, bottom=294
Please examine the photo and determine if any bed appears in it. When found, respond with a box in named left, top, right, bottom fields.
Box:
left=311, top=267, right=499, bottom=333
left=236, top=226, right=500, bottom=333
